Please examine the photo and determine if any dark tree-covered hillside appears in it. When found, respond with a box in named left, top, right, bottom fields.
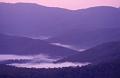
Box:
left=0, top=59, right=120, bottom=78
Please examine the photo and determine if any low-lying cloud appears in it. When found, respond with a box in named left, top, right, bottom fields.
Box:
left=9, top=62, right=90, bottom=68
left=51, top=43, right=86, bottom=52
left=0, top=54, right=56, bottom=62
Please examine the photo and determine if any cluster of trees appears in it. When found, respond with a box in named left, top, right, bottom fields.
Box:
left=0, top=60, right=120, bottom=78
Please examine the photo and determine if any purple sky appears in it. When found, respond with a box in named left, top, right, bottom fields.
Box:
left=0, top=0, right=120, bottom=10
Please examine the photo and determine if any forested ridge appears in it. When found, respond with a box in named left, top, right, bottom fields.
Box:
left=0, top=59, right=120, bottom=78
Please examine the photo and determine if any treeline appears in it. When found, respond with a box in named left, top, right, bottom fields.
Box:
left=0, top=59, right=30, bottom=64
left=0, top=60, right=120, bottom=78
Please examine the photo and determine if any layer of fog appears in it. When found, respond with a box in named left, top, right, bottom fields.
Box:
left=4, top=33, right=51, bottom=40
left=0, top=54, right=57, bottom=62
left=9, top=62, right=90, bottom=68
left=0, top=54, right=90, bottom=68
left=28, top=36, right=51, bottom=40
left=51, top=43, right=86, bottom=52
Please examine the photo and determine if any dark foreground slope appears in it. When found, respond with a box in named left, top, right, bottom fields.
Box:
left=0, top=59, right=120, bottom=78
left=57, top=41, right=120, bottom=64
left=0, top=34, right=77, bottom=57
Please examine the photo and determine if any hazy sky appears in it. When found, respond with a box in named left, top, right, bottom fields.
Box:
left=0, top=0, right=120, bottom=10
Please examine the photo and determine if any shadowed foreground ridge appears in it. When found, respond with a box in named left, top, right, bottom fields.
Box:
left=0, top=59, right=120, bottom=78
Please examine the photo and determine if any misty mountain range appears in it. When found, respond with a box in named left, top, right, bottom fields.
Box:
left=0, top=3, right=120, bottom=49
left=0, top=2, right=120, bottom=78
left=1, top=33, right=120, bottom=65
left=0, top=2, right=120, bottom=65
left=0, top=3, right=120, bottom=78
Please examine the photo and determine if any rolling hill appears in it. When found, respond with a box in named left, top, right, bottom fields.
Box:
left=0, top=34, right=77, bottom=58
left=50, top=28, right=120, bottom=49
left=56, top=41, right=120, bottom=64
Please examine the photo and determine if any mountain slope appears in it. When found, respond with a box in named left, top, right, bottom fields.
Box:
left=0, top=3, right=73, bottom=36
left=50, top=28, right=120, bottom=49
left=56, top=41, right=120, bottom=63
left=0, top=34, right=77, bottom=58
left=0, top=3, right=120, bottom=37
